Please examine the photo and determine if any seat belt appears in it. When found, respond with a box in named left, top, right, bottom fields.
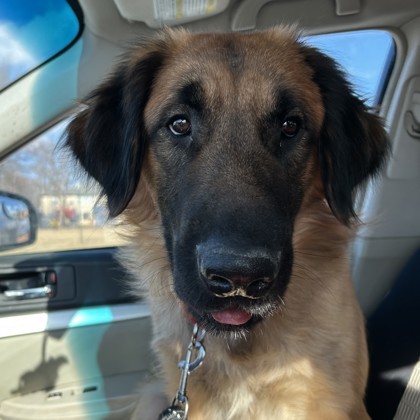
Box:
left=394, top=360, right=420, bottom=419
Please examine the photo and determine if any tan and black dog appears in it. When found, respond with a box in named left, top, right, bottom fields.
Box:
left=66, top=27, right=389, bottom=419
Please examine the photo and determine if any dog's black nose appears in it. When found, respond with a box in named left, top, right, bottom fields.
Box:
left=197, top=242, right=279, bottom=299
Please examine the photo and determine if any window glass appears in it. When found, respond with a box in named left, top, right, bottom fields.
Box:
left=0, top=120, right=125, bottom=255
left=0, top=0, right=81, bottom=91
left=306, top=30, right=395, bottom=106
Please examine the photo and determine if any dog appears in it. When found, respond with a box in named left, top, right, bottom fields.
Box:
left=65, top=27, right=389, bottom=419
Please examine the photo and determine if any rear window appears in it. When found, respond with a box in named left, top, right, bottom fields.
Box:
left=306, top=30, right=395, bottom=106
left=0, top=0, right=82, bottom=91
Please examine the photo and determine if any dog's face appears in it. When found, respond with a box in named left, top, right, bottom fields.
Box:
left=66, top=28, right=389, bottom=336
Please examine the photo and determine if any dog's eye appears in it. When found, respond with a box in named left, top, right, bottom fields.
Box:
left=168, top=117, right=192, bottom=136
left=281, top=118, right=301, bottom=138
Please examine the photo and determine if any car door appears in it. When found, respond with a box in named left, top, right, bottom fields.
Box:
left=0, top=2, right=155, bottom=418
left=0, top=119, right=154, bottom=420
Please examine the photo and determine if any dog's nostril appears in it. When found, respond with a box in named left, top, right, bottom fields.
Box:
left=205, top=273, right=273, bottom=298
left=207, top=275, right=234, bottom=295
left=246, top=278, right=272, bottom=296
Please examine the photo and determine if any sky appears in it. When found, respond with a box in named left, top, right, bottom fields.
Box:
left=306, top=30, right=395, bottom=105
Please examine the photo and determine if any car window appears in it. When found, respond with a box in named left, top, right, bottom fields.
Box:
left=0, top=0, right=82, bottom=91
left=0, top=29, right=395, bottom=255
left=0, top=120, right=125, bottom=255
left=306, top=30, right=395, bottom=106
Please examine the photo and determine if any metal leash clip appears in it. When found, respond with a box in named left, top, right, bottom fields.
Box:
left=158, top=323, right=206, bottom=420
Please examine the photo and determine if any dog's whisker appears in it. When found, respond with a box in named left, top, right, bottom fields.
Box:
left=294, top=250, right=350, bottom=260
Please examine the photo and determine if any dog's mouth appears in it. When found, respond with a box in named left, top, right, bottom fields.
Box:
left=182, top=299, right=279, bottom=337
left=174, top=240, right=293, bottom=337
left=210, top=306, right=253, bottom=325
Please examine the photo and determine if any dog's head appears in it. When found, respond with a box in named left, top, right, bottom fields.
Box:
left=66, top=28, right=389, bottom=336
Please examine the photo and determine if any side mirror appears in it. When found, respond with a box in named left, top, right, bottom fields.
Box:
left=0, top=192, right=37, bottom=252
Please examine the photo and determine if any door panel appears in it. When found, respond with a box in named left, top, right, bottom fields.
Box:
left=0, top=248, right=134, bottom=314
left=0, top=248, right=151, bottom=419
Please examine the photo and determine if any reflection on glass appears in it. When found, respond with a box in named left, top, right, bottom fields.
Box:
left=0, top=0, right=80, bottom=90
left=0, top=196, right=31, bottom=246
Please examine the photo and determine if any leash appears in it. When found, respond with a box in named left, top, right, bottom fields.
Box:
left=158, top=323, right=206, bottom=420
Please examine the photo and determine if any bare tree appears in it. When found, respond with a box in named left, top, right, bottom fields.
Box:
left=0, top=121, right=100, bottom=226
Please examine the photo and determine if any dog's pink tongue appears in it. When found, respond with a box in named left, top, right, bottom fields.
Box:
left=211, top=308, right=252, bottom=325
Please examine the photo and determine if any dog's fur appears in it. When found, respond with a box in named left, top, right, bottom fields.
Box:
left=66, top=27, right=389, bottom=419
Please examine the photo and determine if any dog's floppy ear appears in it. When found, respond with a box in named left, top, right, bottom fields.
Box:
left=301, top=45, right=390, bottom=225
left=65, top=42, right=166, bottom=217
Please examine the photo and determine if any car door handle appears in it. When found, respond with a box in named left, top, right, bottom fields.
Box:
left=3, top=284, right=55, bottom=300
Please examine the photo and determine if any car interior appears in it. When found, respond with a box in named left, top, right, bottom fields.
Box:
left=0, top=0, right=419, bottom=419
